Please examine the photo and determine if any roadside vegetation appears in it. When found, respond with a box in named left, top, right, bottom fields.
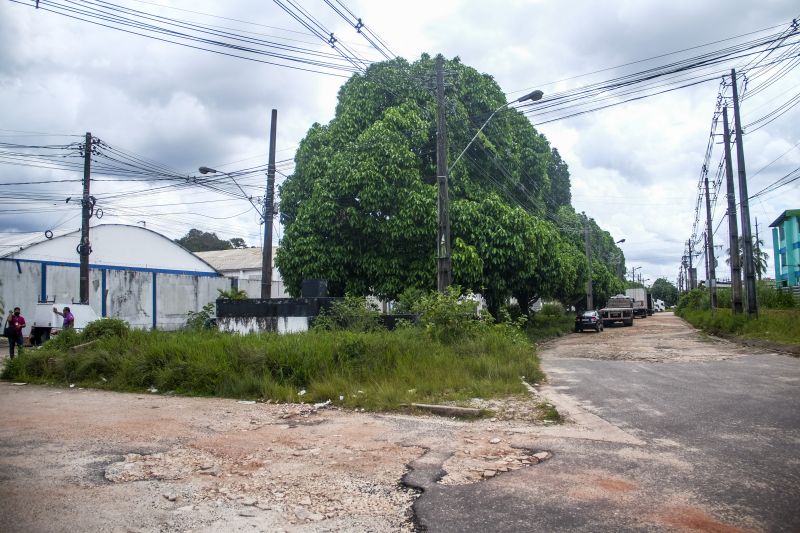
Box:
left=0, top=289, right=574, bottom=410
left=676, top=283, right=799, bottom=346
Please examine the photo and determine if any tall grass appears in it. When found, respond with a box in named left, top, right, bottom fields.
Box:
left=1, top=326, right=542, bottom=410
left=679, top=308, right=800, bottom=345
left=677, top=285, right=799, bottom=346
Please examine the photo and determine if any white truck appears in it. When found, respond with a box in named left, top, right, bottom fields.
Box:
left=30, top=302, right=99, bottom=345
left=600, top=295, right=635, bottom=327
left=653, top=299, right=665, bottom=312
left=625, top=288, right=649, bottom=319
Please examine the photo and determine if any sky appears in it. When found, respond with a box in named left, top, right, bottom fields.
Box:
left=1, top=0, right=799, bottom=289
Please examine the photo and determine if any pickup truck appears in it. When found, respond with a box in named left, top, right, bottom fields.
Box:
left=600, top=295, right=634, bottom=327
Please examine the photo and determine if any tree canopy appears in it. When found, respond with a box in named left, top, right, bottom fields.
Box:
left=651, top=278, right=679, bottom=306
left=277, top=55, right=623, bottom=314
left=175, top=229, right=246, bottom=252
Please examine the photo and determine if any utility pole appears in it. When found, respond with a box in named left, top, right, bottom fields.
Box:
left=731, top=68, right=758, bottom=317
left=687, top=239, right=695, bottom=290
left=261, top=109, right=277, bottom=299
left=79, top=131, right=92, bottom=305
left=435, top=54, right=452, bottom=292
left=703, top=170, right=717, bottom=308
left=583, top=212, right=593, bottom=310
left=722, top=106, right=743, bottom=314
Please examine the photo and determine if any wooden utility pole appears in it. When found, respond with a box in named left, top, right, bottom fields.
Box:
left=730, top=69, right=758, bottom=317
left=755, top=217, right=761, bottom=281
left=583, top=212, right=593, bottom=310
left=722, top=106, right=743, bottom=314
left=435, top=55, right=452, bottom=292
left=261, top=109, right=277, bottom=299
left=79, top=132, right=92, bottom=304
left=703, top=170, right=717, bottom=308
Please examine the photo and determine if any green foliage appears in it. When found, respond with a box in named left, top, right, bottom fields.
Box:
left=651, top=278, right=679, bottom=306
left=81, top=318, right=130, bottom=341
left=676, top=288, right=709, bottom=313
left=539, top=302, right=565, bottom=317
left=411, top=286, right=486, bottom=343
left=276, top=55, right=621, bottom=311
left=757, top=282, right=796, bottom=309
left=1, top=326, right=544, bottom=409
left=186, top=302, right=215, bottom=331
left=679, top=308, right=800, bottom=346
left=217, top=288, right=248, bottom=300
left=312, top=295, right=384, bottom=332
left=175, top=228, right=246, bottom=252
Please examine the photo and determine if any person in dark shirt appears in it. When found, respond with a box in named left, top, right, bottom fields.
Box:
left=54, top=306, right=75, bottom=329
left=6, top=307, right=26, bottom=359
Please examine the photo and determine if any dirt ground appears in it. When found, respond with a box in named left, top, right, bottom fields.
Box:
left=0, top=312, right=779, bottom=532
left=540, top=312, right=759, bottom=362
left=0, top=363, right=556, bottom=532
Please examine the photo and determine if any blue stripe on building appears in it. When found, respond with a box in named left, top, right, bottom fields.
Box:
left=0, top=257, right=220, bottom=277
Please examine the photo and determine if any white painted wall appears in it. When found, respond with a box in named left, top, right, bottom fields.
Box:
left=218, top=315, right=309, bottom=335
left=1, top=260, right=230, bottom=333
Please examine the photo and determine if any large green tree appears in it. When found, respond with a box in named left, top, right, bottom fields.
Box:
left=277, top=55, right=617, bottom=314
left=651, top=277, right=679, bottom=306
left=176, top=229, right=238, bottom=252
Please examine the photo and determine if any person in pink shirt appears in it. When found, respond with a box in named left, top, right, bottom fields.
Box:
left=5, top=307, right=26, bottom=359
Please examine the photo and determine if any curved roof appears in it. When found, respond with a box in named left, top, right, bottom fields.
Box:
left=2, top=224, right=220, bottom=275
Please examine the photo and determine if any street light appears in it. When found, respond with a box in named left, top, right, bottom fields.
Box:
left=448, top=89, right=544, bottom=173
left=198, top=166, right=263, bottom=218
left=615, top=238, right=626, bottom=244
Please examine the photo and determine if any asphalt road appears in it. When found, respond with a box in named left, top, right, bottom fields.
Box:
left=413, top=313, right=800, bottom=532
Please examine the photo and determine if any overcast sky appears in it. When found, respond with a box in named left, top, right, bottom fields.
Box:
left=1, top=0, right=798, bottom=288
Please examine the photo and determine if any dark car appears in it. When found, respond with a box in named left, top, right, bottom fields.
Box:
left=575, top=310, right=604, bottom=332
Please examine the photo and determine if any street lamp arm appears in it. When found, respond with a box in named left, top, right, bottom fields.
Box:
left=199, top=166, right=264, bottom=220
left=448, top=89, right=543, bottom=174
left=448, top=102, right=508, bottom=174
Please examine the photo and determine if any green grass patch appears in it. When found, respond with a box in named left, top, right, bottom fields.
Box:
left=525, top=313, right=575, bottom=342
left=1, top=325, right=543, bottom=411
left=679, top=308, right=800, bottom=345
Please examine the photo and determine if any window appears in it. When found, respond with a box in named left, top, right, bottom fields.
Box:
left=779, top=224, right=785, bottom=241
left=781, top=252, right=787, bottom=268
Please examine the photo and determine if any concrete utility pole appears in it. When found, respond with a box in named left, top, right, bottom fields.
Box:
left=583, top=212, right=593, bottom=309
left=755, top=217, right=761, bottom=281
left=731, top=68, right=758, bottom=317
left=79, top=131, right=92, bottom=305
left=722, top=106, right=743, bottom=314
left=703, top=170, right=717, bottom=308
left=435, top=55, right=452, bottom=292
left=261, top=109, right=277, bottom=299
left=687, top=239, right=695, bottom=290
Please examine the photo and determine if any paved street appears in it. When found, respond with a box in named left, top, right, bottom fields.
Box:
left=413, top=313, right=800, bottom=532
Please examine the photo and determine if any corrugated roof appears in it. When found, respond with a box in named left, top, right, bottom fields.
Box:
left=195, top=247, right=276, bottom=271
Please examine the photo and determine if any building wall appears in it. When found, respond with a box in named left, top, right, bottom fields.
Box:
left=1, top=260, right=230, bottom=335
left=773, top=215, right=800, bottom=287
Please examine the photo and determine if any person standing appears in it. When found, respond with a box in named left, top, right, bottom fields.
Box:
left=53, top=306, right=75, bottom=330
left=6, top=307, right=26, bottom=359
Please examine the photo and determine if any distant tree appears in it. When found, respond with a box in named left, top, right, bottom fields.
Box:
left=651, top=278, right=679, bottom=306
left=726, top=236, right=769, bottom=280
left=176, top=229, right=233, bottom=252
left=229, top=237, right=247, bottom=249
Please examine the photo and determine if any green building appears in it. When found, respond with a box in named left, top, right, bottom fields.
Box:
left=770, top=209, right=800, bottom=287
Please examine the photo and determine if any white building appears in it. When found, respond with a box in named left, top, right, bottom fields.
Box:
left=1, top=224, right=230, bottom=333
left=195, top=247, right=288, bottom=298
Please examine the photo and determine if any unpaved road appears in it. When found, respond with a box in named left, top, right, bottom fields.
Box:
left=1, top=312, right=798, bottom=532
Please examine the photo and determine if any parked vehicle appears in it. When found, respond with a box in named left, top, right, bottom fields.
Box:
left=575, top=310, right=604, bottom=332
left=30, top=302, right=99, bottom=345
left=625, top=288, right=649, bottom=318
left=599, top=295, right=635, bottom=327
left=646, top=293, right=654, bottom=315
left=653, top=299, right=666, bottom=312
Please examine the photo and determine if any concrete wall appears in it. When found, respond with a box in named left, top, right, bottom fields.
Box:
left=1, top=259, right=229, bottom=334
